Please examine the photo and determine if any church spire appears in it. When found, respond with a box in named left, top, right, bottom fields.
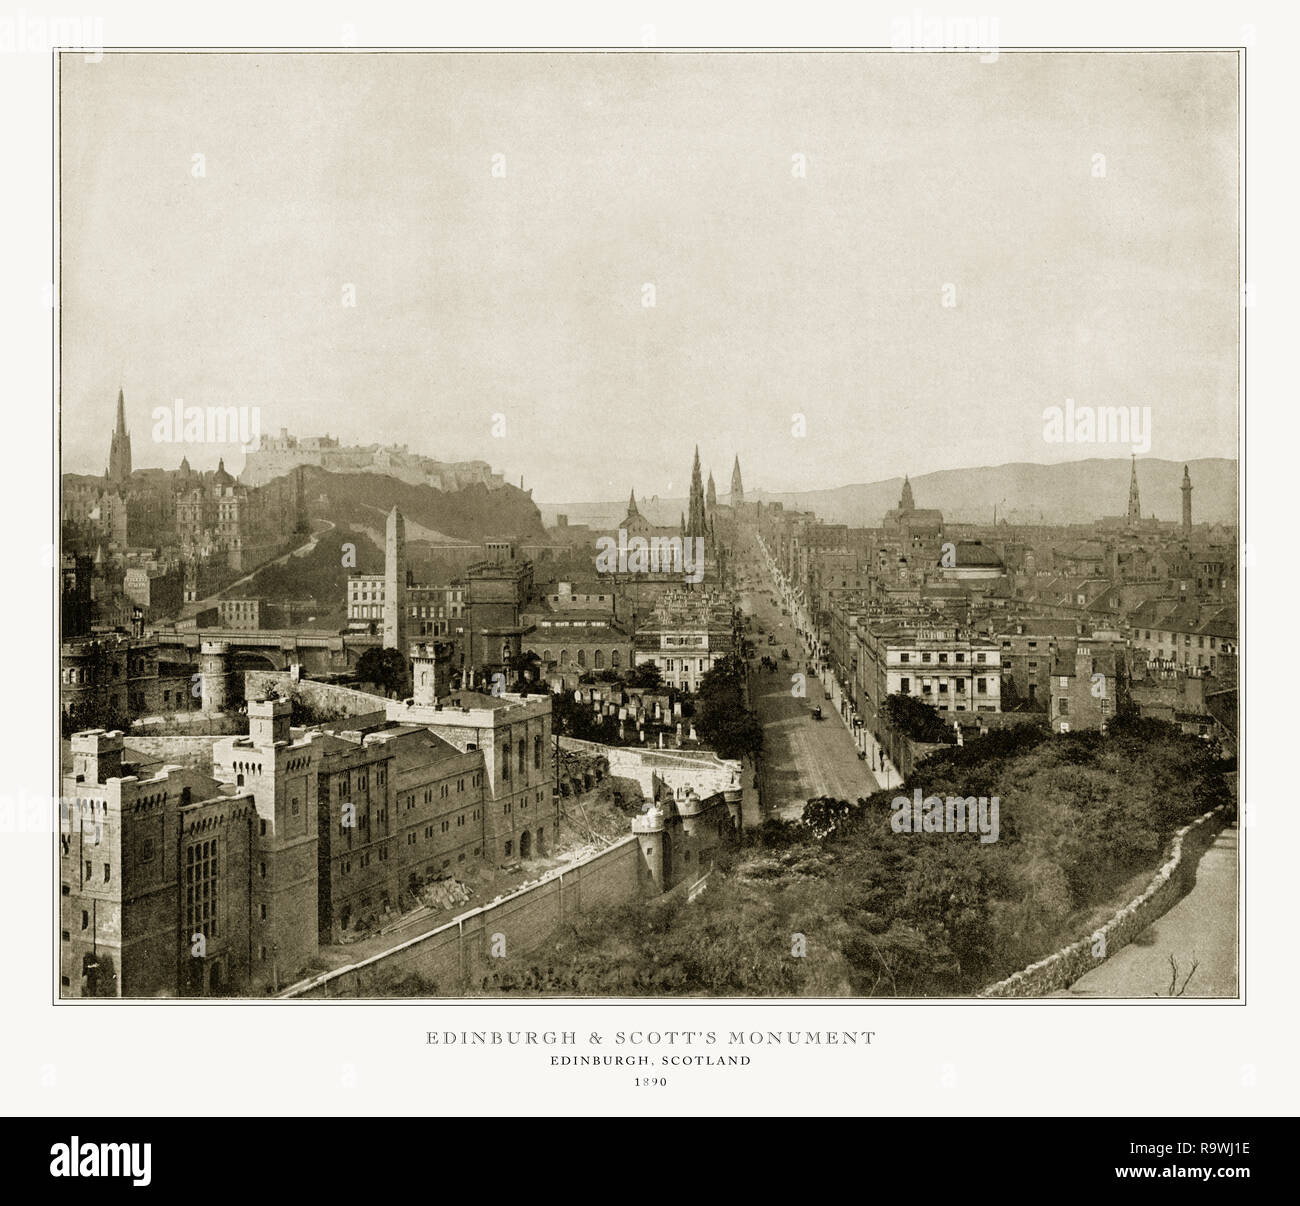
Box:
left=730, top=455, right=744, bottom=506
left=899, top=474, right=915, bottom=512
left=1127, top=454, right=1141, bottom=524
left=107, top=387, right=132, bottom=484
left=686, top=446, right=707, bottom=539
left=626, top=488, right=640, bottom=517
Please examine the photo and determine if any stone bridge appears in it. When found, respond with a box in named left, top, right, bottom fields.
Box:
left=151, top=627, right=382, bottom=675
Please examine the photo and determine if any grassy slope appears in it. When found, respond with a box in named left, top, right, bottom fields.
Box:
left=218, top=465, right=550, bottom=612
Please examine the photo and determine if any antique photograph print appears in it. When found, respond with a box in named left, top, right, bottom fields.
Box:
left=57, top=50, right=1239, bottom=1000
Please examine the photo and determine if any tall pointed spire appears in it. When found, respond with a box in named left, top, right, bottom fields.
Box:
left=1181, top=464, right=1193, bottom=531
left=686, top=446, right=707, bottom=538
left=706, top=471, right=717, bottom=511
left=730, top=455, right=744, bottom=506
left=107, top=387, right=132, bottom=484
left=899, top=474, right=915, bottom=512
left=1127, top=454, right=1141, bottom=525
left=626, top=488, right=640, bottom=517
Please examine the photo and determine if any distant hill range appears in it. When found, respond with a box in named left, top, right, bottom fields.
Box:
left=540, top=458, right=1238, bottom=529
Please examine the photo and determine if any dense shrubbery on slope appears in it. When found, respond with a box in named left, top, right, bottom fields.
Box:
left=474, top=716, right=1227, bottom=997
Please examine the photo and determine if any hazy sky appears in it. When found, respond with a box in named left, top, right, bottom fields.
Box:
left=60, top=51, right=1238, bottom=502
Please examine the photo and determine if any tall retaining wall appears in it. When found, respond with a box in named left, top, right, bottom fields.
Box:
left=281, top=835, right=645, bottom=998
left=979, top=805, right=1231, bottom=997
left=244, top=671, right=387, bottom=717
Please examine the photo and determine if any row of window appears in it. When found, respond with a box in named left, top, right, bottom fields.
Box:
left=347, top=834, right=481, bottom=871
left=536, top=648, right=622, bottom=669
left=1139, top=630, right=1226, bottom=650
left=899, top=678, right=991, bottom=695
left=897, top=651, right=990, bottom=664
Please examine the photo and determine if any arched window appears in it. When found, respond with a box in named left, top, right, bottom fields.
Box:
left=560, top=649, right=570, bottom=666
left=543, top=649, right=552, bottom=664
left=577, top=648, right=586, bottom=668
left=611, top=649, right=621, bottom=669
left=594, top=649, right=604, bottom=670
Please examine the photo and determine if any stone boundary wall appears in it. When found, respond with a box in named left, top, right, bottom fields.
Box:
left=244, top=671, right=386, bottom=716
left=280, top=835, right=644, bottom=998
left=131, top=711, right=245, bottom=736
left=979, top=805, right=1230, bottom=998
left=559, top=737, right=741, bottom=800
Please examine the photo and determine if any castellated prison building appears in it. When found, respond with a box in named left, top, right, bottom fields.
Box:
left=62, top=688, right=555, bottom=997
left=61, top=729, right=261, bottom=998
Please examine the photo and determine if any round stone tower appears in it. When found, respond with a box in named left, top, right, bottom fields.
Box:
left=633, top=804, right=666, bottom=894
left=199, top=640, right=232, bottom=713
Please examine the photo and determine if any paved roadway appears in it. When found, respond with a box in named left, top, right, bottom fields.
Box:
left=1051, top=824, right=1239, bottom=998
left=735, top=559, right=881, bottom=821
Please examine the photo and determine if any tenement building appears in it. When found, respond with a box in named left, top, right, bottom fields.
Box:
left=855, top=622, right=1003, bottom=731
left=633, top=590, right=734, bottom=692
left=1048, top=632, right=1130, bottom=732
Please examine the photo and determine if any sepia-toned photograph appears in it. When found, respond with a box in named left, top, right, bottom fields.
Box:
left=57, top=48, right=1240, bottom=1001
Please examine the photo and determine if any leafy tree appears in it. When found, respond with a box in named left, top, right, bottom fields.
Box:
left=626, top=660, right=664, bottom=690
left=61, top=698, right=131, bottom=739
left=354, top=647, right=409, bottom=696
left=882, top=692, right=957, bottom=743
left=508, top=649, right=543, bottom=692
left=800, top=796, right=867, bottom=840
left=694, top=656, right=763, bottom=760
